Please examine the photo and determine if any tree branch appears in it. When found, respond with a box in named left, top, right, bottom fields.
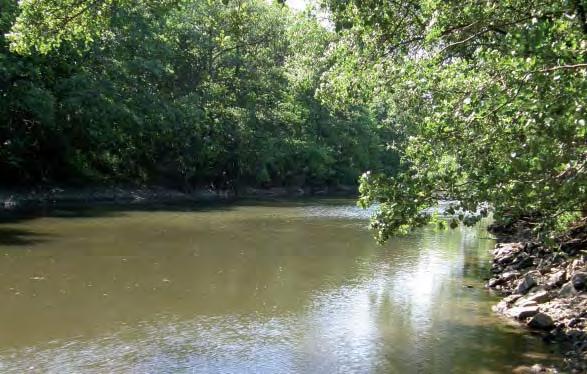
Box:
left=535, top=64, right=587, bottom=73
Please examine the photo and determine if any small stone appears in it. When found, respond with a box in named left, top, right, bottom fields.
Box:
left=559, top=281, right=578, bottom=298
left=527, top=270, right=541, bottom=278
left=515, top=274, right=537, bottom=295
left=527, top=312, right=555, bottom=330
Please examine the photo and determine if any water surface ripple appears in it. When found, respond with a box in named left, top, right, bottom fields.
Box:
left=0, top=200, right=558, bottom=373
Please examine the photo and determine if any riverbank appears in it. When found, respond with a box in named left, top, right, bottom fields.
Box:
left=0, top=185, right=358, bottom=212
left=487, top=219, right=587, bottom=373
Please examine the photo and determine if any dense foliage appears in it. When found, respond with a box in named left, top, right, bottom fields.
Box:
left=0, top=0, right=392, bottom=189
left=3, top=0, right=585, bottom=242
left=321, top=0, right=587, bottom=242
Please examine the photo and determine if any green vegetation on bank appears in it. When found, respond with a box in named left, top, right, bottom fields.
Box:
left=0, top=0, right=395, bottom=190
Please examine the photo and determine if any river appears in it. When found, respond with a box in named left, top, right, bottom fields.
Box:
left=0, top=199, right=559, bottom=373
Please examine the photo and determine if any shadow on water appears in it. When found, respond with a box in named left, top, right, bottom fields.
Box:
left=0, top=196, right=359, bottom=226
left=433, top=320, right=563, bottom=372
left=0, top=200, right=245, bottom=247
left=0, top=227, right=52, bottom=246
left=0, top=199, right=242, bottom=225
left=0, top=197, right=351, bottom=248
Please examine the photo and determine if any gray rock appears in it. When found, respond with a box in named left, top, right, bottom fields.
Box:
left=571, top=271, right=587, bottom=291
left=508, top=305, right=539, bottom=319
left=514, top=274, right=537, bottom=295
left=516, top=299, right=538, bottom=308
left=559, top=281, right=578, bottom=298
left=547, top=269, right=567, bottom=287
left=514, top=291, right=551, bottom=307
left=497, top=254, right=515, bottom=266
left=527, top=312, right=555, bottom=330
left=494, top=243, right=524, bottom=265
left=526, top=290, right=552, bottom=304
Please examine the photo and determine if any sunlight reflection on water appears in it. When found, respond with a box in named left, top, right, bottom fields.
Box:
left=0, top=200, right=559, bottom=373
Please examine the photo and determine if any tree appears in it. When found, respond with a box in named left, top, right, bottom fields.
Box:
left=322, top=0, right=587, bottom=242
left=1, top=0, right=395, bottom=190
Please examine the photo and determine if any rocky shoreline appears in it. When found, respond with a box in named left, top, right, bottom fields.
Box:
left=487, top=221, right=587, bottom=373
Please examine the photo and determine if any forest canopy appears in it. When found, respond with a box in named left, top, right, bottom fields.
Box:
left=0, top=0, right=395, bottom=189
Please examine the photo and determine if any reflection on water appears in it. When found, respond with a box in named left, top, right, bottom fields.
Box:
left=0, top=200, right=558, bottom=373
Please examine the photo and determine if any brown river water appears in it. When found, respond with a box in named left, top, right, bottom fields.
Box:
left=0, top=199, right=560, bottom=373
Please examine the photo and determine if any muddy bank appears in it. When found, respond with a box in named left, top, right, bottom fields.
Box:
left=0, top=185, right=357, bottom=211
left=487, top=220, right=587, bottom=373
